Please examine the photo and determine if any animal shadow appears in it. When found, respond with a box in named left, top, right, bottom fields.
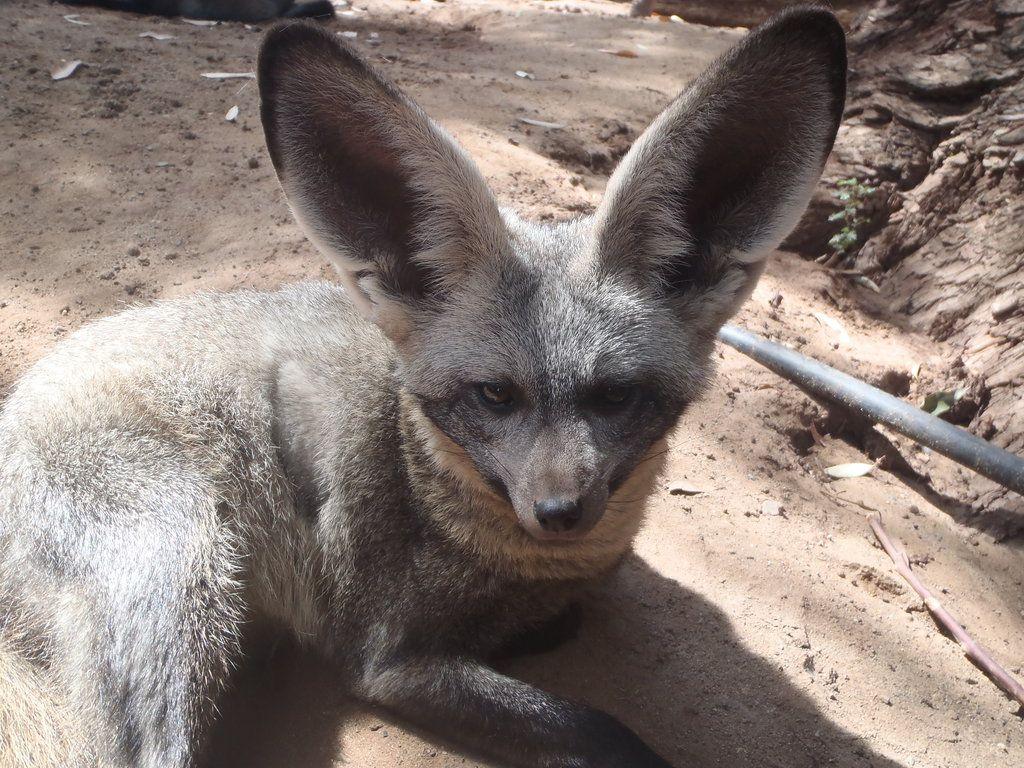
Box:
left=206, top=554, right=905, bottom=768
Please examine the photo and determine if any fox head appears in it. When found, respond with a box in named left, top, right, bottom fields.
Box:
left=258, top=9, right=845, bottom=550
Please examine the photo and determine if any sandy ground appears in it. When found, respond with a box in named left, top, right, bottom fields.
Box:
left=2, top=1, right=1023, bottom=766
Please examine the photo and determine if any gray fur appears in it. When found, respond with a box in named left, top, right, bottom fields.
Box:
left=0, top=8, right=845, bottom=767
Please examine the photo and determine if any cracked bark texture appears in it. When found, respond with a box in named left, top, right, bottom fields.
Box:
left=826, top=0, right=1024, bottom=534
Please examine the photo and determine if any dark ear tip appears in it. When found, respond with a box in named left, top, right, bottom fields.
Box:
left=756, top=4, right=847, bottom=64
left=757, top=5, right=845, bottom=47
left=752, top=4, right=847, bottom=127
left=260, top=19, right=337, bottom=57
left=257, top=21, right=360, bottom=90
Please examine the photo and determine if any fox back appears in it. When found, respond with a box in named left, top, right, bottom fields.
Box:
left=0, top=8, right=845, bottom=768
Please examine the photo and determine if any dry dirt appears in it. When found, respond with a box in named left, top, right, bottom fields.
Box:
left=2, top=1, right=1023, bottom=766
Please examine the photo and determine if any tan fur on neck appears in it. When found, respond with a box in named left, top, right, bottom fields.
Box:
left=398, top=391, right=667, bottom=582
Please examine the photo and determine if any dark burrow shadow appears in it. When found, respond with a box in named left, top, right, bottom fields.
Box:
left=889, top=467, right=1024, bottom=546
left=801, top=400, right=1024, bottom=547
left=206, top=554, right=906, bottom=768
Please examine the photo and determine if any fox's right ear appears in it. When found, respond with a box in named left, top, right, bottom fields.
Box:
left=594, top=6, right=846, bottom=336
left=258, top=23, right=508, bottom=341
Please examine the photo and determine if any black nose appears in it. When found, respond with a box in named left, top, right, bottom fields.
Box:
left=533, top=498, right=582, bottom=533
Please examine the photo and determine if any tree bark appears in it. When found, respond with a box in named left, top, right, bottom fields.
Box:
left=818, top=0, right=1024, bottom=536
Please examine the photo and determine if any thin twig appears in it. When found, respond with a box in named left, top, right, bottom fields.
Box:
left=822, top=485, right=878, bottom=512
left=827, top=267, right=884, bottom=276
left=869, top=513, right=1024, bottom=708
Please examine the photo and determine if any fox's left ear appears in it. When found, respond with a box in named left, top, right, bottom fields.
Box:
left=257, top=23, right=508, bottom=342
left=594, top=6, right=846, bottom=333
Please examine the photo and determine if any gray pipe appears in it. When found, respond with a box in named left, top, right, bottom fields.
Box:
left=717, top=324, right=1024, bottom=498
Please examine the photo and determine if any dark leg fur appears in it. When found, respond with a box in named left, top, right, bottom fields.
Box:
left=58, top=0, right=152, bottom=11
left=281, top=0, right=336, bottom=18
left=58, top=0, right=335, bottom=21
left=361, top=655, right=671, bottom=768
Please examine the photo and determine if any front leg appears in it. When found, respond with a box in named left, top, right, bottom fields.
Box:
left=357, top=654, right=672, bottom=768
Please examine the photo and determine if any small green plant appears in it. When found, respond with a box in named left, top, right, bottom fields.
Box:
left=826, top=177, right=876, bottom=261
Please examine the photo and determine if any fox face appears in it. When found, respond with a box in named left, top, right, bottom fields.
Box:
left=259, top=13, right=845, bottom=544
left=401, top=217, right=704, bottom=542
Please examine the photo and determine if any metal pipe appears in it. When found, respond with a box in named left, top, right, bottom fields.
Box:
left=717, top=324, right=1024, bottom=497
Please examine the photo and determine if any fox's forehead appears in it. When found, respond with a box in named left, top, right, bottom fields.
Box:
left=500, top=215, right=664, bottom=354
left=415, top=220, right=701, bottom=398
left=474, top=219, right=653, bottom=358
left=501, top=211, right=592, bottom=273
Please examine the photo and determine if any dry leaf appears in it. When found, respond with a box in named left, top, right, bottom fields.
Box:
left=599, top=49, right=639, bottom=58
left=225, top=105, right=239, bottom=122
left=63, top=14, right=91, bottom=26
left=921, top=389, right=965, bottom=417
left=812, top=311, right=851, bottom=344
left=182, top=18, right=219, bottom=26
left=670, top=14, right=685, bottom=23
left=825, top=462, right=874, bottom=479
left=338, top=30, right=358, bottom=38
left=201, top=72, right=256, bottom=80
left=515, top=70, right=535, bottom=80
left=51, top=60, right=83, bottom=81
left=667, top=480, right=702, bottom=496
left=853, top=275, right=881, bottom=293
left=516, top=117, right=565, bottom=130
left=139, top=32, right=175, bottom=40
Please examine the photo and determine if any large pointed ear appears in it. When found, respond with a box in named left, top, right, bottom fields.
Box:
left=593, top=6, right=846, bottom=333
left=258, top=23, right=508, bottom=340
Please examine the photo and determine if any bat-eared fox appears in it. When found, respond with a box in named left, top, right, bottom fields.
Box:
left=0, top=6, right=845, bottom=767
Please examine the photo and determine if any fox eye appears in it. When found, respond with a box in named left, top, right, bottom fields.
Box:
left=477, top=383, right=515, bottom=410
left=595, top=383, right=633, bottom=409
